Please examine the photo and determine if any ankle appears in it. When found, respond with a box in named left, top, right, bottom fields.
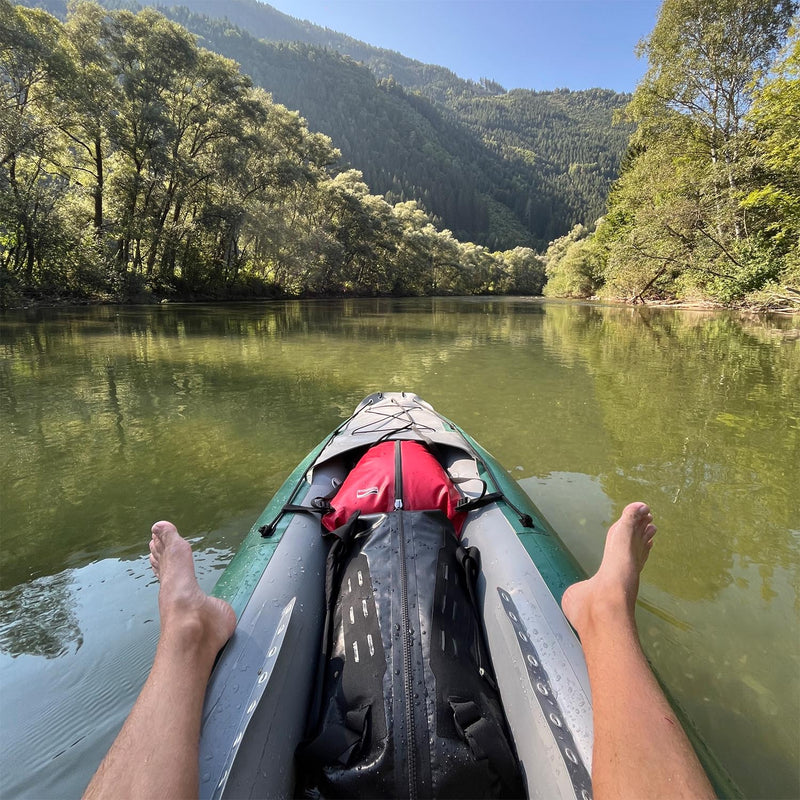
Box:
left=586, top=606, right=642, bottom=663
left=160, top=610, right=209, bottom=652
left=585, top=588, right=635, bottom=628
left=566, top=579, right=636, bottom=641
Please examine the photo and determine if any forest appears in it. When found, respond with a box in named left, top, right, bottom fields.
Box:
left=543, top=0, right=799, bottom=309
left=150, top=5, right=632, bottom=251
left=2, top=0, right=798, bottom=307
left=25, top=0, right=633, bottom=251
left=0, top=0, right=546, bottom=304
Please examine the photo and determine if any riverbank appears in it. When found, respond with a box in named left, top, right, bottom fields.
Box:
left=584, top=291, right=800, bottom=314
left=4, top=288, right=799, bottom=314
left=626, top=295, right=800, bottom=314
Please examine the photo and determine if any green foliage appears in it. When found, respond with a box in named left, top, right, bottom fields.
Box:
left=26, top=0, right=631, bottom=252
left=450, top=88, right=632, bottom=245
left=543, top=0, right=798, bottom=308
left=493, top=246, right=546, bottom=295
left=1, top=1, right=548, bottom=303
left=739, top=26, right=800, bottom=303
left=164, top=9, right=630, bottom=251
left=543, top=224, right=605, bottom=298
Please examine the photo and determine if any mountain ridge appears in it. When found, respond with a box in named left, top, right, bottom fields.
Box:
left=28, top=0, right=632, bottom=250
left=146, top=0, right=509, bottom=102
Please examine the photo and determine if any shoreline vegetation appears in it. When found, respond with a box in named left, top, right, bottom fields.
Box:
left=2, top=0, right=798, bottom=313
left=0, top=1, right=544, bottom=310
left=542, top=1, right=799, bottom=314
left=7, top=290, right=799, bottom=317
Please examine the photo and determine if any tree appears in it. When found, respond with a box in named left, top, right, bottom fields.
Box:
left=0, top=1, right=73, bottom=289
left=593, top=0, right=797, bottom=303
left=2, top=1, right=559, bottom=303
left=632, top=0, right=796, bottom=188
left=543, top=224, right=604, bottom=298
left=103, top=9, right=200, bottom=277
left=60, top=1, right=118, bottom=243
left=739, top=26, right=800, bottom=304
left=493, top=246, right=546, bottom=295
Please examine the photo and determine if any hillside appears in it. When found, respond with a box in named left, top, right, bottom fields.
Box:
left=26, top=0, right=632, bottom=250
left=129, top=0, right=502, bottom=102
left=4, top=1, right=558, bottom=305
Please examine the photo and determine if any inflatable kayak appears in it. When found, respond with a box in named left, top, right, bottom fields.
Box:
left=198, top=392, right=594, bottom=799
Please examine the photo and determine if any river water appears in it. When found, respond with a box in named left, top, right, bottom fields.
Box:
left=1, top=298, right=798, bottom=799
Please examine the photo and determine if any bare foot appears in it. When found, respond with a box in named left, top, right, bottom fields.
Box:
left=561, top=502, right=656, bottom=638
left=149, top=521, right=236, bottom=657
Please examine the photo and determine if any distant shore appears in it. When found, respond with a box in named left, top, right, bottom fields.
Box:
left=3, top=291, right=798, bottom=315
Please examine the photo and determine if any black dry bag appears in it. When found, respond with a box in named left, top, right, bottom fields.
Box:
left=299, top=507, right=524, bottom=799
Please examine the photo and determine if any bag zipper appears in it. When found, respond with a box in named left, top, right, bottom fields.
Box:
left=394, top=439, right=403, bottom=510
left=395, top=441, right=417, bottom=799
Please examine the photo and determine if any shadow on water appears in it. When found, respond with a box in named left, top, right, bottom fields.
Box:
left=0, top=548, right=231, bottom=800
left=0, top=298, right=798, bottom=798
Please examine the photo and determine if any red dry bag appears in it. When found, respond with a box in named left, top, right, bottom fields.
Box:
left=322, top=440, right=465, bottom=536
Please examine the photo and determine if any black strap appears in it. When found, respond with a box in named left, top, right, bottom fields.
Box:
left=304, top=511, right=362, bottom=739
left=253, top=403, right=371, bottom=539
left=455, top=545, right=498, bottom=691
left=450, top=699, right=521, bottom=796
left=259, top=499, right=331, bottom=537
left=461, top=488, right=534, bottom=528
left=456, top=491, right=502, bottom=514
left=449, top=467, right=535, bottom=529
left=451, top=440, right=537, bottom=530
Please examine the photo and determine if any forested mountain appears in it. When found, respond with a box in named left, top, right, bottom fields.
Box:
left=450, top=88, right=630, bottom=243
left=105, top=0, right=512, bottom=102
left=27, top=0, right=632, bottom=251
left=1, top=1, right=547, bottom=304
left=154, top=22, right=529, bottom=248
left=7, top=0, right=792, bottom=307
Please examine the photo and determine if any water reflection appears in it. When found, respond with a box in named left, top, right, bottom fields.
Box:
left=0, top=572, right=83, bottom=659
left=522, top=467, right=799, bottom=800
left=540, top=305, right=800, bottom=606
left=0, top=298, right=798, bottom=798
left=0, top=548, right=231, bottom=799
left=2, top=299, right=797, bottom=600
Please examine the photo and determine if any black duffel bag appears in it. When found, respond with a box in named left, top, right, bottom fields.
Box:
left=298, top=508, right=524, bottom=799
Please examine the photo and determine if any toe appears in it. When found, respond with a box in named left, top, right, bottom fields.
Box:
left=623, top=502, right=649, bottom=520
left=151, top=520, right=177, bottom=538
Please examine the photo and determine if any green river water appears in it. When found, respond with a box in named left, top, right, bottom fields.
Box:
left=0, top=297, right=798, bottom=798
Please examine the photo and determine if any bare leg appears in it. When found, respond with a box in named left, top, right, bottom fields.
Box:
left=562, top=503, right=715, bottom=800
left=83, top=522, right=236, bottom=800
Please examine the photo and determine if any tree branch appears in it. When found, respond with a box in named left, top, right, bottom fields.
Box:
left=633, top=264, right=668, bottom=304
left=694, top=225, right=744, bottom=268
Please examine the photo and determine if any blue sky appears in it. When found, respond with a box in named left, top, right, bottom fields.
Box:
left=266, top=0, right=663, bottom=93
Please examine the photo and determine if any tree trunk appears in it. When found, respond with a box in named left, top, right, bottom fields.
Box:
left=93, top=133, right=104, bottom=237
